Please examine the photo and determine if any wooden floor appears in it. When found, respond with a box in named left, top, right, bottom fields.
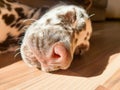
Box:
left=0, top=21, right=120, bottom=90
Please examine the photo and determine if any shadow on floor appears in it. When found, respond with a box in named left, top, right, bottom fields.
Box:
left=0, top=52, right=21, bottom=68
left=53, top=21, right=120, bottom=77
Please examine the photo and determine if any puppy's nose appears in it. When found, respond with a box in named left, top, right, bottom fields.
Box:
left=36, top=42, right=72, bottom=71
left=51, top=42, right=71, bottom=69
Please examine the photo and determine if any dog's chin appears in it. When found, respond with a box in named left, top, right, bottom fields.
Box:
left=41, top=63, right=71, bottom=72
left=41, top=65, right=60, bottom=72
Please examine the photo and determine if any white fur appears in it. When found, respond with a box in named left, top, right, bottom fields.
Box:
left=21, top=5, right=92, bottom=72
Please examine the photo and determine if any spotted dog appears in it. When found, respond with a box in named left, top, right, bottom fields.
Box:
left=20, top=5, right=92, bottom=72
left=0, top=0, right=43, bottom=53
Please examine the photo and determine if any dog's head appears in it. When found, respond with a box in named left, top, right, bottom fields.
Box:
left=20, top=5, right=92, bottom=72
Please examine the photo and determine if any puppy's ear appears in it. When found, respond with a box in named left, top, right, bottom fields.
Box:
left=73, top=0, right=93, bottom=10
left=58, top=10, right=76, bottom=25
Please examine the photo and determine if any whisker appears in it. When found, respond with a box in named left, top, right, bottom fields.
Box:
left=23, top=19, right=36, bottom=25
left=21, top=25, right=30, bottom=32
left=18, top=43, right=22, bottom=45
left=17, top=40, right=22, bottom=45
left=15, top=48, right=20, bottom=52
left=14, top=52, right=21, bottom=59
left=89, top=13, right=95, bottom=18
left=17, top=36, right=24, bottom=45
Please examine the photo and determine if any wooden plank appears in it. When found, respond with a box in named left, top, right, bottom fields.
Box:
left=0, top=61, right=43, bottom=90
left=0, top=52, right=120, bottom=90
left=104, top=69, right=120, bottom=90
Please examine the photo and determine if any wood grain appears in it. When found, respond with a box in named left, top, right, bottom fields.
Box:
left=104, top=69, right=120, bottom=90
left=0, top=21, right=120, bottom=90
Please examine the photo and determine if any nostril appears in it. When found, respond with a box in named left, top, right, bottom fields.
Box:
left=53, top=43, right=66, bottom=60
left=52, top=52, right=61, bottom=59
left=52, top=44, right=65, bottom=61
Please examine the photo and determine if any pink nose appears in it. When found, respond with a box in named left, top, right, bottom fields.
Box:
left=52, top=42, right=71, bottom=68
left=36, top=42, right=72, bottom=71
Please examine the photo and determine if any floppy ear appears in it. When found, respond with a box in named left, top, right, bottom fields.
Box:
left=58, top=10, right=77, bottom=25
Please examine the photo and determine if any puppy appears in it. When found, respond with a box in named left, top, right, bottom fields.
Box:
left=20, top=5, right=92, bottom=72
